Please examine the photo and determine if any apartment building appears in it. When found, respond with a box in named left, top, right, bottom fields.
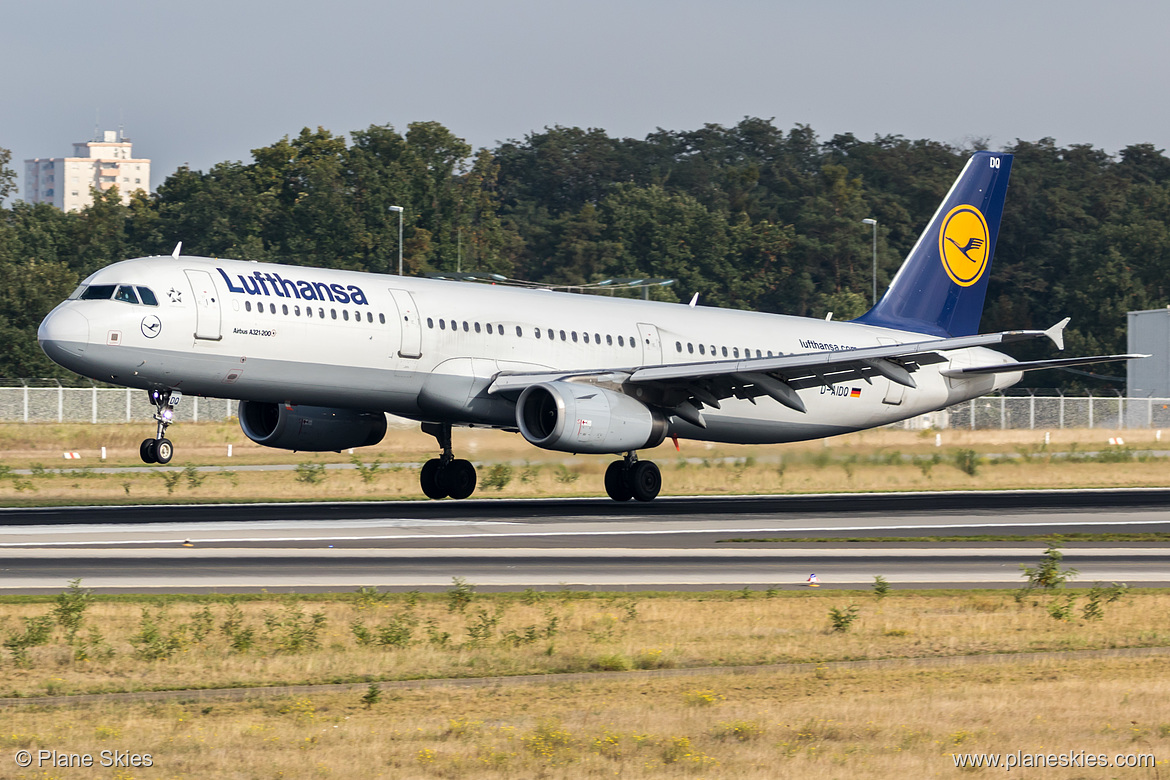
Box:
left=24, top=130, right=150, bottom=211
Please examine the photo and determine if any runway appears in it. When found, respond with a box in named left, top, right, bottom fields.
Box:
left=2, top=490, right=1168, bottom=592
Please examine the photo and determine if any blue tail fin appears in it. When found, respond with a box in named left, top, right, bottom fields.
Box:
left=854, top=151, right=1013, bottom=337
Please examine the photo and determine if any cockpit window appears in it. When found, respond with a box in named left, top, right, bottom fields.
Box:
left=137, top=286, right=158, bottom=306
left=114, top=286, right=140, bottom=304
left=80, top=285, right=117, bottom=300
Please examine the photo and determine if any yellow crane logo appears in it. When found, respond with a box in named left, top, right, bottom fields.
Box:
left=938, top=205, right=990, bottom=287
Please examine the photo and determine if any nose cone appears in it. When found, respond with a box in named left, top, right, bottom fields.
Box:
left=38, top=307, right=90, bottom=368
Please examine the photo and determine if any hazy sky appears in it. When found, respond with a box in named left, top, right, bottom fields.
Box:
left=5, top=0, right=1168, bottom=197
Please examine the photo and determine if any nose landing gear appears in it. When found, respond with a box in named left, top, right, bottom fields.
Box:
left=139, top=389, right=180, bottom=465
left=419, top=422, right=477, bottom=500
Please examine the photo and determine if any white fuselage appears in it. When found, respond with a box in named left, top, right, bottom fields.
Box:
left=39, top=255, right=1021, bottom=446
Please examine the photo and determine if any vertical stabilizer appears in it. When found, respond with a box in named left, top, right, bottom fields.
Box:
left=854, top=151, right=1012, bottom=337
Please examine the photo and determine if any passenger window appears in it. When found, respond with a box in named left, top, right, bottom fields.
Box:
left=80, top=285, right=117, bottom=300
left=379, top=313, right=386, bottom=324
left=583, top=332, right=589, bottom=344
left=675, top=341, right=682, bottom=352
left=427, top=318, right=434, bottom=328
left=571, top=331, right=578, bottom=343
left=594, top=333, right=600, bottom=344
left=354, top=310, right=360, bottom=321
left=294, top=306, right=300, bottom=316
left=547, top=329, right=554, bottom=340
left=245, top=301, right=252, bottom=312
left=474, top=322, right=481, bottom=333
left=270, top=303, right=276, bottom=314
left=699, top=344, right=705, bottom=355
left=331, top=309, right=337, bottom=320
left=306, top=307, right=312, bottom=318
left=606, top=335, right=613, bottom=346
left=535, top=328, right=541, bottom=339
left=343, top=310, right=349, bottom=321
left=367, top=312, right=373, bottom=323
left=515, top=325, right=522, bottom=337
left=733, top=347, right=739, bottom=358
left=767, top=350, right=773, bottom=357
left=631, top=336, right=637, bottom=347
left=463, top=321, right=469, bottom=332
left=486, top=323, right=493, bottom=334
left=722, top=346, right=728, bottom=357
left=136, top=287, right=158, bottom=306
left=115, top=286, right=139, bottom=304
left=617, top=336, right=624, bottom=347
left=687, top=343, right=694, bottom=354
left=282, top=304, right=289, bottom=315
left=318, top=308, right=324, bottom=318
left=560, top=330, right=566, bottom=341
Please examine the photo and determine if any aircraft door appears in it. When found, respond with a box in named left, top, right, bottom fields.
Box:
left=637, top=323, right=662, bottom=365
left=388, top=289, right=422, bottom=358
left=184, top=269, right=222, bottom=341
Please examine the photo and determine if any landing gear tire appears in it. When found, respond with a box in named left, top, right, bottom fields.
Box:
left=630, top=460, right=661, bottom=502
left=418, top=423, right=478, bottom=500
left=140, top=388, right=180, bottom=465
left=420, top=459, right=449, bottom=500
left=445, top=459, right=477, bottom=500
left=604, top=461, right=633, bottom=502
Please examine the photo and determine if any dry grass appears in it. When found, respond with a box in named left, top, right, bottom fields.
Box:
left=3, top=589, right=1170, bottom=699
left=2, top=423, right=1170, bottom=503
left=3, top=657, right=1169, bottom=778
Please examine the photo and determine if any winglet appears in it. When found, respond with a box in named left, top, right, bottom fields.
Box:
left=171, top=242, right=182, bottom=260
left=1044, top=317, right=1071, bottom=351
left=688, top=293, right=699, bottom=308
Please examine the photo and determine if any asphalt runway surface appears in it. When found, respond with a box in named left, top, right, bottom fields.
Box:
left=2, top=490, right=1168, bottom=593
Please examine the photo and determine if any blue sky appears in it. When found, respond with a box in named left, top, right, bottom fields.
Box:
left=4, top=0, right=1168, bottom=196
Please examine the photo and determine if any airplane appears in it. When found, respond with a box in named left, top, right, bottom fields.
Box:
left=37, top=151, right=1139, bottom=502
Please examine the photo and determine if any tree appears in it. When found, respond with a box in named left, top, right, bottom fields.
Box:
left=0, top=146, right=17, bottom=202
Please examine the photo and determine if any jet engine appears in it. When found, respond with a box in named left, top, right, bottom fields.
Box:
left=516, top=382, right=667, bottom=454
left=238, top=401, right=387, bottom=452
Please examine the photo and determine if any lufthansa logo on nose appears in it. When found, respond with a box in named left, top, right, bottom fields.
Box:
left=939, top=204, right=990, bottom=287
left=141, top=315, right=162, bottom=339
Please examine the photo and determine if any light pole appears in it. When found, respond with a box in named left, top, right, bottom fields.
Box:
left=389, top=205, right=404, bottom=275
left=861, top=218, right=877, bottom=306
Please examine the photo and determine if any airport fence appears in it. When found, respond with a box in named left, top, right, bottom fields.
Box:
left=0, top=382, right=237, bottom=424
left=900, top=393, right=1170, bottom=431
left=0, top=382, right=1166, bottom=430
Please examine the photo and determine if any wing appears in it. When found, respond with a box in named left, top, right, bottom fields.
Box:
left=487, top=320, right=1084, bottom=429
left=940, top=354, right=1145, bottom=376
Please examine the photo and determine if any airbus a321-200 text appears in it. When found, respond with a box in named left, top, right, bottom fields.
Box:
left=38, top=152, right=1139, bottom=502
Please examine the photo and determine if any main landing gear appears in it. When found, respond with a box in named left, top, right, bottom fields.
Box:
left=604, top=451, right=661, bottom=502
left=139, top=389, right=180, bottom=465
left=418, top=422, right=477, bottom=500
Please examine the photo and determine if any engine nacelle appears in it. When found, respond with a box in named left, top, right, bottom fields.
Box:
left=516, top=382, right=667, bottom=454
left=238, top=401, right=387, bottom=452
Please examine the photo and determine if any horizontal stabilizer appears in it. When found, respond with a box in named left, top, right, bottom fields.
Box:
left=940, top=354, right=1146, bottom=377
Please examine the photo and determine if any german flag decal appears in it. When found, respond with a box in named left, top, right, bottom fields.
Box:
left=850, top=388, right=862, bottom=398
